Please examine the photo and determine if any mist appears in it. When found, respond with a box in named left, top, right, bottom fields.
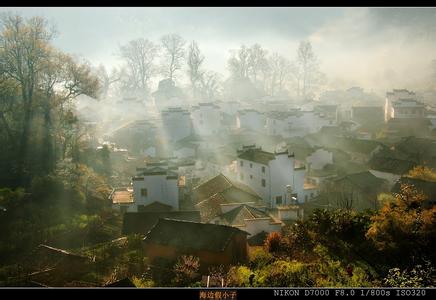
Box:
left=2, top=7, right=436, bottom=95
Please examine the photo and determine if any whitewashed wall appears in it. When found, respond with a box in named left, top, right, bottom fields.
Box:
left=133, top=175, right=179, bottom=210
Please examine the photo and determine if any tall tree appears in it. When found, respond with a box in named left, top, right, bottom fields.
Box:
left=247, top=43, right=268, bottom=83
left=118, top=38, right=158, bottom=97
left=228, top=45, right=250, bottom=79
left=293, top=41, right=325, bottom=99
left=95, top=64, right=120, bottom=100
left=0, top=13, right=99, bottom=184
left=186, top=40, right=204, bottom=99
left=199, top=71, right=222, bottom=101
left=0, top=13, right=54, bottom=180
left=268, top=53, right=292, bottom=96
left=160, top=34, right=185, bottom=81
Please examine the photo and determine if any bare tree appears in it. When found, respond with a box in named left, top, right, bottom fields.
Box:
left=268, top=53, right=292, bottom=96
left=227, top=45, right=250, bottom=79
left=186, top=40, right=204, bottom=99
left=228, top=44, right=271, bottom=95
left=160, top=34, right=186, bottom=81
left=199, top=71, right=222, bottom=101
left=119, top=38, right=159, bottom=96
left=95, top=64, right=120, bottom=100
left=247, top=43, right=268, bottom=83
left=293, top=40, right=325, bottom=99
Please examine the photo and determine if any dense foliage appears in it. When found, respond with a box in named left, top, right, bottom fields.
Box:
left=224, top=184, right=435, bottom=287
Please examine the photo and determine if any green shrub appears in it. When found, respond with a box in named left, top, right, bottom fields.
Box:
left=132, top=276, right=154, bottom=287
left=249, top=247, right=273, bottom=269
left=226, top=266, right=252, bottom=287
left=257, top=260, right=314, bottom=287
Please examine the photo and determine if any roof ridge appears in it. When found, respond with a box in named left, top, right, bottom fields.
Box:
left=195, top=192, right=223, bottom=207
left=221, top=173, right=233, bottom=188
left=244, top=205, right=257, bottom=219
left=156, top=217, right=247, bottom=232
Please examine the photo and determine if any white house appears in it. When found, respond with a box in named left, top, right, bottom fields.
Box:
left=265, top=110, right=332, bottom=138
left=161, top=107, right=193, bottom=142
left=385, top=89, right=425, bottom=121
left=216, top=100, right=241, bottom=116
left=428, top=110, right=436, bottom=131
left=265, top=111, right=299, bottom=136
left=235, top=145, right=313, bottom=208
left=191, top=103, right=222, bottom=136
left=236, top=109, right=265, bottom=133
left=292, top=111, right=332, bottom=135
left=132, top=163, right=180, bottom=211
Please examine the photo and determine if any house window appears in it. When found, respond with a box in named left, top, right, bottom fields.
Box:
left=261, top=179, right=266, bottom=187
left=276, top=196, right=283, bottom=205
left=250, top=163, right=253, bottom=168
left=240, top=160, right=243, bottom=167
left=250, top=175, right=253, bottom=180
left=141, top=188, right=148, bottom=197
left=262, top=166, right=265, bottom=173
left=240, top=173, right=244, bottom=180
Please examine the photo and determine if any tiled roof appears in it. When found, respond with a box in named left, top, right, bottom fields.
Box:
left=122, top=211, right=201, bottom=235
left=193, top=174, right=233, bottom=200
left=335, top=171, right=388, bottom=191
left=217, top=205, right=274, bottom=226
left=134, top=166, right=178, bottom=179
left=369, top=156, right=416, bottom=175
left=307, top=164, right=337, bottom=177
left=195, top=193, right=229, bottom=222
left=247, top=231, right=269, bottom=246
left=237, top=147, right=276, bottom=165
left=194, top=181, right=262, bottom=222
left=111, top=190, right=133, bottom=204
left=143, top=218, right=248, bottom=252
left=305, top=135, right=384, bottom=155
left=139, top=201, right=173, bottom=212
left=37, top=245, right=89, bottom=260
left=265, top=111, right=302, bottom=120
left=193, top=173, right=261, bottom=203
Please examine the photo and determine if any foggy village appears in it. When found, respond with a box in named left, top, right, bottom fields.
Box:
left=0, top=7, right=435, bottom=288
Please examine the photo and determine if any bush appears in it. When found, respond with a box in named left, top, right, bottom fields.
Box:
left=151, top=257, right=175, bottom=286
left=384, top=262, right=435, bottom=287
left=265, top=232, right=282, bottom=254
left=132, top=276, right=154, bottom=287
left=249, top=247, right=273, bottom=269
left=226, top=266, right=252, bottom=287
left=257, top=260, right=314, bottom=287
left=172, top=255, right=201, bottom=287
left=0, top=188, right=26, bottom=209
left=30, top=175, right=64, bottom=202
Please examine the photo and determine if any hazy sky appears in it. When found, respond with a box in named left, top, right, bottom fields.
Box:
left=2, top=7, right=436, bottom=92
